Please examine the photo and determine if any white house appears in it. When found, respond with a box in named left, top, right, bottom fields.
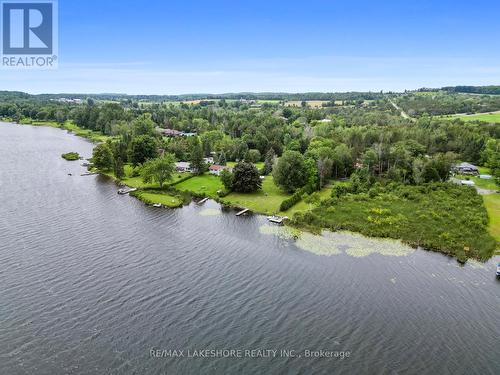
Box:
left=209, top=165, right=232, bottom=176
left=176, top=162, right=194, bottom=173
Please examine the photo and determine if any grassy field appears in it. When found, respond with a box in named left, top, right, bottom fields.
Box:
left=102, top=165, right=190, bottom=189
left=174, top=174, right=224, bottom=198
left=455, top=174, right=498, bottom=190
left=483, top=194, right=500, bottom=244
left=221, top=176, right=291, bottom=214
left=255, top=100, right=281, bottom=104
left=282, top=187, right=333, bottom=216
left=285, top=100, right=328, bottom=108
left=292, top=183, right=497, bottom=262
left=131, top=191, right=183, bottom=208
left=441, top=112, right=500, bottom=123
left=226, top=161, right=264, bottom=170
left=19, top=119, right=112, bottom=142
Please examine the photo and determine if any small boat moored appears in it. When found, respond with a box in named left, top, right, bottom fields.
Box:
left=152, top=203, right=162, bottom=208
left=496, top=263, right=500, bottom=277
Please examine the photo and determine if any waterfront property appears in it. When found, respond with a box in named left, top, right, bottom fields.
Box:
left=2, top=121, right=500, bottom=375
left=209, top=164, right=232, bottom=176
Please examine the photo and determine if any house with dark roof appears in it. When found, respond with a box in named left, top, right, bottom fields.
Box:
left=452, top=162, right=479, bottom=175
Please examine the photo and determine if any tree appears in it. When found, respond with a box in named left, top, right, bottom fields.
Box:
left=220, top=169, right=234, bottom=190
left=132, top=113, right=155, bottom=136
left=231, top=161, right=262, bottom=193
left=317, top=157, right=333, bottom=188
left=130, top=135, right=158, bottom=166
left=141, top=154, right=175, bottom=189
left=55, top=110, right=66, bottom=125
left=190, top=138, right=206, bottom=175
left=217, top=151, right=227, bottom=166
left=273, top=150, right=308, bottom=192
left=114, top=157, right=125, bottom=179
left=92, top=143, right=114, bottom=171
left=263, top=148, right=276, bottom=175
left=332, top=144, right=353, bottom=178
left=482, top=139, right=500, bottom=184
left=246, top=149, right=261, bottom=163
left=412, top=158, right=426, bottom=184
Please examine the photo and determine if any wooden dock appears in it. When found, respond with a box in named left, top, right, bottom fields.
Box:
left=118, top=187, right=137, bottom=195
left=236, top=208, right=250, bottom=216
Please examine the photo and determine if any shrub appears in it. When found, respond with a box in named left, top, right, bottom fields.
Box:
left=280, top=189, right=303, bottom=211
left=61, top=152, right=80, bottom=161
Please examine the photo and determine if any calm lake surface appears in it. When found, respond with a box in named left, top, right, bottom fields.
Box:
left=0, top=122, right=499, bottom=375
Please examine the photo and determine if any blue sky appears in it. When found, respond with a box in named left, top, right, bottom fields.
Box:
left=2, top=0, right=500, bottom=94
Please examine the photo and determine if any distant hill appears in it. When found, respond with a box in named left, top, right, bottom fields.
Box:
left=441, top=86, right=500, bottom=95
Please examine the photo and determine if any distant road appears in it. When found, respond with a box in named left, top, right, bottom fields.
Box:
left=389, top=99, right=415, bottom=121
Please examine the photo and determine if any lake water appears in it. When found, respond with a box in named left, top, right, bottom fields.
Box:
left=0, top=122, right=499, bottom=374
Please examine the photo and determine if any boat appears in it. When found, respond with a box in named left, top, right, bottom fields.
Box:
left=152, top=203, right=162, bottom=208
left=267, top=215, right=288, bottom=224
left=496, top=263, right=500, bottom=277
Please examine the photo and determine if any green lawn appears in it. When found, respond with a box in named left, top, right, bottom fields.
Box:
left=20, top=119, right=112, bottom=142
left=174, top=174, right=224, bottom=198
left=482, top=194, right=500, bottom=244
left=221, top=176, right=291, bottom=214
left=132, top=191, right=183, bottom=208
left=441, top=112, right=500, bottom=123
left=283, top=187, right=333, bottom=216
left=455, top=173, right=498, bottom=190
left=102, top=164, right=190, bottom=189
left=226, top=161, right=264, bottom=170
left=62, top=121, right=112, bottom=142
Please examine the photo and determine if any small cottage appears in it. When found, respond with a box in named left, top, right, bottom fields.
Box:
left=209, top=165, right=232, bottom=176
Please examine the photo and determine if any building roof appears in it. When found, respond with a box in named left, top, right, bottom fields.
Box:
left=456, top=162, right=478, bottom=170
left=176, top=162, right=191, bottom=169
left=209, top=164, right=230, bottom=171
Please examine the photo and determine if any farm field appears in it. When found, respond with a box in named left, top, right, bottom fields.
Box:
left=441, top=112, right=500, bottom=123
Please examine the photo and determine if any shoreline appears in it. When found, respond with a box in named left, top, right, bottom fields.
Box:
left=5, top=120, right=497, bottom=263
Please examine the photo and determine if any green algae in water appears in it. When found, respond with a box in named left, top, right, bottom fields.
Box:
left=259, top=225, right=414, bottom=258
left=259, top=225, right=300, bottom=240
left=199, top=208, right=221, bottom=217
left=295, top=232, right=342, bottom=256
left=294, top=231, right=413, bottom=258
left=337, top=232, right=414, bottom=258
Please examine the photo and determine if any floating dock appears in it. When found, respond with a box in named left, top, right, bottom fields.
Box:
left=267, top=216, right=288, bottom=224
left=118, top=187, right=138, bottom=195
left=236, top=208, right=250, bottom=216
